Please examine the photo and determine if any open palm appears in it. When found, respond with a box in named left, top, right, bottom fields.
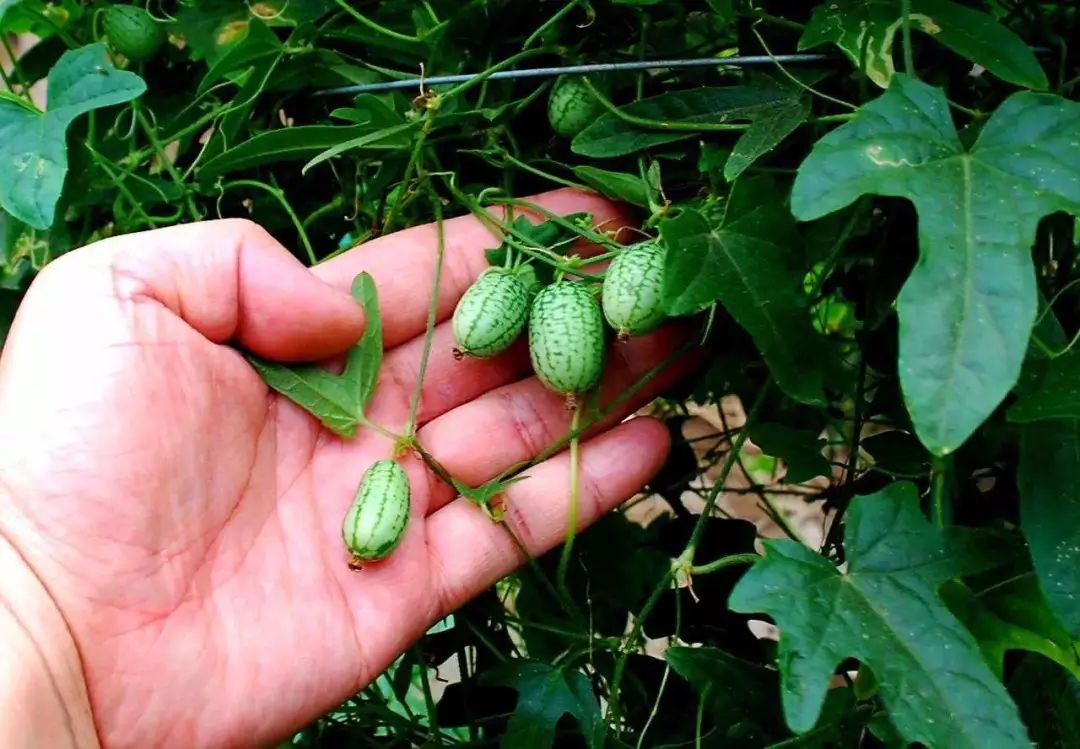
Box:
left=0, top=190, right=688, bottom=749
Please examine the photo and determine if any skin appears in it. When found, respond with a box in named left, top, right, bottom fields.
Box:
left=0, top=189, right=693, bottom=749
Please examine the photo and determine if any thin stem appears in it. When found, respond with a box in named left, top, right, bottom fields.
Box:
left=358, top=416, right=404, bottom=443
left=380, top=115, right=435, bottom=234
left=221, top=179, right=317, bottom=264
left=136, top=107, right=200, bottom=221
left=302, top=195, right=345, bottom=230
left=556, top=406, right=583, bottom=601
left=524, top=0, right=581, bottom=49
left=748, top=9, right=805, bottom=31
left=412, top=645, right=443, bottom=745
left=901, top=0, right=916, bottom=75
left=636, top=657, right=672, bottom=749
left=404, top=189, right=444, bottom=439
left=581, top=77, right=752, bottom=132
left=689, top=552, right=760, bottom=576
left=822, top=357, right=868, bottom=556
left=488, top=150, right=588, bottom=192
left=931, top=455, right=950, bottom=528
left=333, top=0, right=430, bottom=43
left=751, top=25, right=857, bottom=110
left=441, top=183, right=607, bottom=279
left=605, top=382, right=770, bottom=733
left=695, top=693, right=706, bottom=749
left=684, top=384, right=771, bottom=555
left=715, top=402, right=800, bottom=542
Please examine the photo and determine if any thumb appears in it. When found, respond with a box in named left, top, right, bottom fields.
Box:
left=30, top=219, right=366, bottom=362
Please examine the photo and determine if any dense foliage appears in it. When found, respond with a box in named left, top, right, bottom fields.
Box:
left=3, top=1, right=1080, bottom=747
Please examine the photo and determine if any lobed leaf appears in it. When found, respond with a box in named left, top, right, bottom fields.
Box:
left=729, top=483, right=1030, bottom=747
left=792, top=74, right=1080, bottom=454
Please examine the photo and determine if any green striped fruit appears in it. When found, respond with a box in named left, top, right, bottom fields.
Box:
left=602, top=242, right=667, bottom=338
left=548, top=76, right=607, bottom=138
left=342, top=459, right=410, bottom=566
left=103, top=6, right=166, bottom=62
left=528, top=281, right=606, bottom=396
left=452, top=269, right=531, bottom=358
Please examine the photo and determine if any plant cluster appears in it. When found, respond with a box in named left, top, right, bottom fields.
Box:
left=3, top=1, right=1080, bottom=747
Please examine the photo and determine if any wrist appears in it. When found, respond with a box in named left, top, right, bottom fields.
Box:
left=0, top=530, right=101, bottom=749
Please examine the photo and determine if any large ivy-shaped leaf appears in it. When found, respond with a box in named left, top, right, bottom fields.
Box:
left=481, top=661, right=600, bottom=749
left=0, top=44, right=146, bottom=229
left=729, top=483, right=1030, bottom=747
left=799, top=0, right=1047, bottom=89
left=792, top=74, right=1080, bottom=455
left=660, top=177, right=825, bottom=405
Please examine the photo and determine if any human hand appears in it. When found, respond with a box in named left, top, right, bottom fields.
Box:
left=0, top=189, right=690, bottom=748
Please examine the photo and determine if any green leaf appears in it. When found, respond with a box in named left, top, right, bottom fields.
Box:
left=199, top=124, right=411, bottom=179
left=799, top=0, right=1047, bottom=90
left=481, top=661, right=600, bottom=749
left=0, top=44, right=145, bottom=228
left=197, top=17, right=281, bottom=96
left=729, top=482, right=1030, bottom=747
left=941, top=577, right=1080, bottom=679
left=792, top=74, right=1080, bottom=455
left=245, top=360, right=361, bottom=438
left=302, top=120, right=419, bottom=173
left=660, top=178, right=824, bottom=405
left=571, top=165, right=652, bottom=207
left=571, top=86, right=791, bottom=158
left=0, top=0, right=21, bottom=27
left=747, top=423, right=830, bottom=483
left=724, top=96, right=810, bottom=181
left=344, top=272, right=382, bottom=412
left=245, top=272, right=383, bottom=439
left=1018, top=419, right=1080, bottom=637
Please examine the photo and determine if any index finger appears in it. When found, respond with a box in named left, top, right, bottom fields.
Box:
left=310, top=188, right=634, bottom=349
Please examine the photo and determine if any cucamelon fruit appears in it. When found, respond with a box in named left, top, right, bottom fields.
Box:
left=548, top=76, right=607, bottom=138
left=528, top=280, right=606, bottom=398
left=103, top=6, right=166, bottom=62
left=602, top=241, right=667, bottom=338
left=342, top=459, right=410, bottom=568
left=452, top=268, right=531, bottom=358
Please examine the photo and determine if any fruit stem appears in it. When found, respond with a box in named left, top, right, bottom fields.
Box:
left=402, top=184, right=446, bottom=439
left=556, top=404, right=583, bottom=601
